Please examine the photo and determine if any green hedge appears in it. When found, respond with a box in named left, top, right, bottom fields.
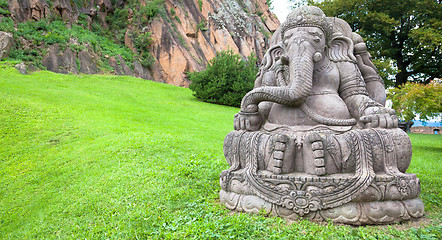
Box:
left=189, top=50, right=258, bottom=107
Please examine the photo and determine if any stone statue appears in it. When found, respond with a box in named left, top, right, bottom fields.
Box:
left=219, top=6, right=424, bottom=225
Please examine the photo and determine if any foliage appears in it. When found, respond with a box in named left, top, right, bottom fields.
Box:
left=92, top=0, right=164, bottom=68
left=188, top=50, right=258, bottom=107
left=197, top=20, right=207, bottom=31
left=104, top=0, right=163, bottom=38
left=266, top=0, right=273, bottom=10
left=0, top=17, right=14, bottom=32
left=169, top=8, right=176, bottom=15
left=140, top=0, right=164, bottom=21
left=132, top=31, right=155, bottom=68
left=104, top=7, right=130, bottom=43
left=0, top=0, right=10, bottom=15
left=388, top=80, right=442, bottom=122
left=310, top=0, right=442, bottom=87
left=198, top=0, right=203, bottom=11
left=0, top=0, right=165, bottom=70
left=0, top=65, right=440, bottom=238
left=371, top=58, right=397, bottom=88
left=2, top=18, right=136, bottom=70
left=289, top=0, right=308, bottom=9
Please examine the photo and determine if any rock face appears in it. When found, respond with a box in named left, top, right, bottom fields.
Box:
left=220, top=6, right=424, bottom=225
left=7, top=0, right=279, bottom=87
left=42, top=44, right=80, bottom=75
left=0, top=31, right=13, bottom=59
left=145, top=0, right=279, bottom=86
left=8, top=0, right=51, bottom=21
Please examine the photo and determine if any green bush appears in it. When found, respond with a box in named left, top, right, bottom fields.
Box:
left=0, top=0, right=165, bottom=72
left=132, top=31, right=155, bottom=68
left=0, top=17, right=14, bottom=33
left=188, top=50, right=258, bottom=107
left=3, top=18, right=136, bottom=69
left=0, top=0, right=10, bottom=15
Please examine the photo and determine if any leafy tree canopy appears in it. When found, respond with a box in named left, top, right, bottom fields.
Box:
left=188, top=50, right=258, bottom=107
left=305, top=0, right=442, bottom=87
left=388, top=80, right=442, bottom=122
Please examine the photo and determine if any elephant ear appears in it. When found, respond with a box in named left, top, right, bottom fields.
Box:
left=328, top=36, right=357, bottom=63
left=260, top=43, right=285, bottom=72
left=255, top=43, right=286, bottom=87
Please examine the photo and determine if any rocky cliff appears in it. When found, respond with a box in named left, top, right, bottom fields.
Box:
left=4, top=0, right=280, bottom=87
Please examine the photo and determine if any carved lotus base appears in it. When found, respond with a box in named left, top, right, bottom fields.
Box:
left=220, top=127, right=423, bottom=225
left=219, top=172, right=424, bottom=225
left=220, top=190, right=424, bottom=225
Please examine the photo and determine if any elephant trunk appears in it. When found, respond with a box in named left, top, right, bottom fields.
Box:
left=241, top=40, right=316, bottom=113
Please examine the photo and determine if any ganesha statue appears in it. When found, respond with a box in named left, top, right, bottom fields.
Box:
left=219, top=6, right=424, bottom=225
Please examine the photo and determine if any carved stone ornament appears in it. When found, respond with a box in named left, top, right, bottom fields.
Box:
left=219, top=6, right=424, bottom=225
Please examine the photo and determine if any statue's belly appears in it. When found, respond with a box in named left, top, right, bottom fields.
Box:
left=267, top=94, right=353, bottom=126
left=268, top=104, right=315, bottom=126
left=305, top=94, right=352, bottom=119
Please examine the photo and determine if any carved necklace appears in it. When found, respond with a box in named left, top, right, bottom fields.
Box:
left=315, top=58, right=332, bottom=74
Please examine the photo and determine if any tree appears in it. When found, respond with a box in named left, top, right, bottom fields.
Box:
left=188, top=50, right=258, bottom=107
left=388, top=80, right=442, bottom=122
left=309, top=0, right=442, bottom=87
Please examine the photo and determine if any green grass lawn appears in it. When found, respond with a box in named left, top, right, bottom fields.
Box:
left=0, top=64, right=441, bottom=239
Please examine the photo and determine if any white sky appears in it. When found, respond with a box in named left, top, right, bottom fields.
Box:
left=271, top=0, right=296, bottom=22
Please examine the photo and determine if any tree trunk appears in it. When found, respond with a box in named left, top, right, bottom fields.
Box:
left=394, top=51, right=410, bottom=87
left=395, top=69, right=408, bottom=87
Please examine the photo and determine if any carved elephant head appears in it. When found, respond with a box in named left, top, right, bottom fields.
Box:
left=241, top=6, right=356, bottom=113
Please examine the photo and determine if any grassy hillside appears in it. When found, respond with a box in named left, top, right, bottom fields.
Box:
left=0, top=64, right=440, bottom=239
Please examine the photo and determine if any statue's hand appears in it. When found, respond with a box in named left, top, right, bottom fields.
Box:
left=360, top=107, right=399, bottom=129
left=234, top=111, right=262, bottom=131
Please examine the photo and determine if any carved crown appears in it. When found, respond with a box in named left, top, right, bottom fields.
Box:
left=281, top=6, right=333, bottom=40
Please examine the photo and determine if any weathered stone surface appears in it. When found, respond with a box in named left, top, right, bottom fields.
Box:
left=108, top=55, right=134, bottom=76
left=124, top=29, right=137, bottom=54
left=52, top=0, right=73, bottom=21
left=0, top=31, right=13, bottom=59
left=9, top=0, right=51, bottom=21
left=220, top=190, right=424, bottom=225
left=108, top=56, right=122, bottom=75
left=78, top=50, right=99, bottom=74
left=133, top=61, right=154, bottom=80
left=220, top=6, right=423, bottom=225
left=8, top=0, right=111, bottom=22
left=146, top=0, right=279, bottom=86
left=42, top=44, right=78, bottom=74
left=41, top=43, right=100, bottom=75
left=15, top=62, right=27, bottom=74
left=117, top=55, right=134, bottom=76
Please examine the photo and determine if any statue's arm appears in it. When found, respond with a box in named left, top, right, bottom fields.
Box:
left=234, top=69, right=276, bottom=131
left=337, top=62, right=398, bottom=128
left=255, top=71, right=276, bottom=119
left=355, top=54, right=386, bottom=106
left=352, top=33, right=386, bottom=106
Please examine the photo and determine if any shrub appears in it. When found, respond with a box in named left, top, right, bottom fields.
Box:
left=0, top=17, right=14, bottom=32
left=188, top=50, right=258, bottom=107
left=388, top=80, right=442, bottom=121
left=0, top=0, right=10, bottom=15
left=197, top=20, right=207, bottom=31
left=1, top=0, right=161, bottom=71
left=141, top=0, right=164, bottom=21
left=198, top=0, right=203, bottom=11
